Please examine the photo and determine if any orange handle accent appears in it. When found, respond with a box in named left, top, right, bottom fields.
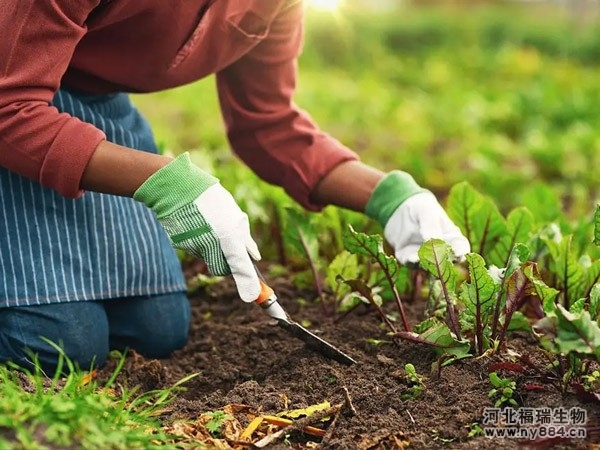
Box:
left=255, top=279, right=275, bottom=305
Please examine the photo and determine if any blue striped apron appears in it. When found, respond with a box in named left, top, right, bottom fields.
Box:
left=0, top=89, right=187, bottom=307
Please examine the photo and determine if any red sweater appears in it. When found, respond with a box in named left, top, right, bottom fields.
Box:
left=0, top=0, right=358, bottom=210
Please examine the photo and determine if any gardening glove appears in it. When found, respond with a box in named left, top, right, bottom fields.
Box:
left=365, top=171, right=470, bottom=264
left=134, top=152, right=261, bottom=302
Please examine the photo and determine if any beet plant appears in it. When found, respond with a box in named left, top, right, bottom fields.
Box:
left=335, top=181, right=600, bottom=388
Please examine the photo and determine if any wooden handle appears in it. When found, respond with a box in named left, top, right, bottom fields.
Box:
left=255, top=279, right=275, bottom=305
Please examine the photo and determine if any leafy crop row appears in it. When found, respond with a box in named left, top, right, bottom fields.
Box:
left=319, top=181, right=600, bottom=399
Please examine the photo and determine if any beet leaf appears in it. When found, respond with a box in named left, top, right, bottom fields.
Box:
left=543, top=235, right=584, bottom=309
left=396, top=321, right=470, bottom=361
left=555, top=305, right=600, bottom=360
left=488, top=207, right=534, bottom=268
left=325, top=250, right=359, bottom=305
left=418, top=239, right=461, bottom=339
left=446, top=181, right=507, bottom=261
left=343, top=225, right=410, bottom=331
left=459, top=253, right=499, bottom=355
left=594, top=205, right=600, bottom=246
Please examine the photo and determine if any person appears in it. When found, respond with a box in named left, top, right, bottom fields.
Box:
left=0, top=0, right=469, bottom=374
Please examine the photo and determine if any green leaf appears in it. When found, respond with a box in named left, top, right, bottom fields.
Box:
left=523, top=263, right=559, bottom=313
left=544, top=235, right=585, bottom=308
left=532, top=315, right=558, bottom=352
left=343, top=225, right=400, bottom=282
left=413, top=317, right=442, bottom=334
left=338, top=293, right=362, bottom=312
left=397, top=322, right=471, bottom=359
left=326, top=251, right=359, bottom=301
left=505, top=243, right=531, bottom=279
left=520, top=183, right=561, bottom=224
left=418, top=239, right=462, bottom=338
left=446, top=182, right=507, bottom=259
left=447, top=181, right=483, bottom=246
left=573, top=260, right=600, bottom=301
left=418, top=239, right=457, bottom=291
left=555, top=304, right=600, bottom=360
left=488, top=207, right=534, bottom=268
left=590, top=284, right=600, bottom=320
left=594, top=205, right=600, bottom=246
left=489, top=372, right=502, bottom=388
left=503, top=264, right=532, bottom=331
left=282, top=208, right=320, bottom=263
left=570, top=298, right=586, bottom=313
left=461, top=254, right=498, bottom=318
left=395, top=265, right=412, bottom=294
left=459, top=253, right=499, bottom=354
left=507, top=311, right=530, bottom=332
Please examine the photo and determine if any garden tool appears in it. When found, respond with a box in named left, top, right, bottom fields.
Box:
left=253, top=263, right=357, bottom=365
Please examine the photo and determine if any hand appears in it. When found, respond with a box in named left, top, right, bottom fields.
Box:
left=384, top=192, right=470, bottom=264
left=365, top=170, right=469, bottom=264
left=134, top=153, right=261, bottom=302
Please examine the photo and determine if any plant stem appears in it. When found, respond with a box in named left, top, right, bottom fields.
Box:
left=490, top=273, right=508, bottom=342
left=362, top=247, right=410, bottom=331
left=382, top=269, right=410, bottom=332
left=475, top=302, right=483, bottom=356
left=298, top=231, right=327, bottom=314
left=432, top=249, right=461, bottom=339
left=272, top=206, right=287, bottom=266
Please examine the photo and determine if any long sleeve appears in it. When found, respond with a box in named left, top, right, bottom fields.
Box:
left=0, top=0, right=106, bottom=198
left=216, top=2, right=359, bottom=211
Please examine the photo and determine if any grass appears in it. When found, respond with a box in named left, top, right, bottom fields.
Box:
left=0, top=343, right=197, bottom=450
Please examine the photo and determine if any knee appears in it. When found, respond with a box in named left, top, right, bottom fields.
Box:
left=54, top=333, right=109, bottom=371
left=109, top=292, right=191, bottom=359
left=0, top=304, right=109, bottom=375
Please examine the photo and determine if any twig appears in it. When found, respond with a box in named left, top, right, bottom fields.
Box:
left=254, top=404, right=342, bottom=448
left=341, top=385, right=357, bottom=416
left=318, top=409, right=340, bottom=448
left=318, top=386, right=357, bottom=448
left=406, top=409, right=415, bottom=424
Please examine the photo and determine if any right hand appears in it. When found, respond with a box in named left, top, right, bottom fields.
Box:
left=134, top=152, right=261, bottom=302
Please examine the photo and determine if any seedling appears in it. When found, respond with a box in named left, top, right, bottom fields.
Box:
left=466, top=422, right=484, bottom=438
left=205, top=410, right=232, bottom=438
left=488, top=372, right=518, bottom=408
left=583, top=369, right=600, bottom=391
left=401, top=363, right=426, bottom=400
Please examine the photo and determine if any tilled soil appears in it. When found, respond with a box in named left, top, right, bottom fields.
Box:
left=100, top=271, right=600, bottom=449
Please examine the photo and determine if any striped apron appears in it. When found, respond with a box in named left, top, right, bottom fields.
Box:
left=0, top=89, right=187, bottom=307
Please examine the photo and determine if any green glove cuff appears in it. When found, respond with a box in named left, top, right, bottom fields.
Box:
left=133, top=152, right=218, bottom=218
left=364, top=170, right=428, bottom=226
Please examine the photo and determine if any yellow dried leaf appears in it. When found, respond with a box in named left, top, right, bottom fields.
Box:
left=240, top=417, right=263, bottom=442
left=79, top=369, right=97, bottom=386
left=276, top=401, right=330, bottom=420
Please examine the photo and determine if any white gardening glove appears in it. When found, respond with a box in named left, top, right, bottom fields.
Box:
left=384, top=192, right=470, bottom=263
left=365, top=171, right=470, bottom=264
left=134, top=152, right=261, bottom=302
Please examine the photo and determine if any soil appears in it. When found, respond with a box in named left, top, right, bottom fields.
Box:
left=99, top=266, right=600, bottom=449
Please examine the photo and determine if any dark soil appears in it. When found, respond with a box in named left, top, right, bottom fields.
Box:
left=99, top=267, right=600, bottom=449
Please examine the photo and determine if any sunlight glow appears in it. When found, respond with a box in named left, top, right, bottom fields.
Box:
left=308, top=0, right=344, bottom=12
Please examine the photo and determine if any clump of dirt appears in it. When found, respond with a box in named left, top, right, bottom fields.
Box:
left=98, top=273, right=600, bottom=449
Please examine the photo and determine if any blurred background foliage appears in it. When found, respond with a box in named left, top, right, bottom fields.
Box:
left=133, top=0, right=600, bottom=257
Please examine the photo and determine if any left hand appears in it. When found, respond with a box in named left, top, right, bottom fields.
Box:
left=384, top=191, right=470, bottom=264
